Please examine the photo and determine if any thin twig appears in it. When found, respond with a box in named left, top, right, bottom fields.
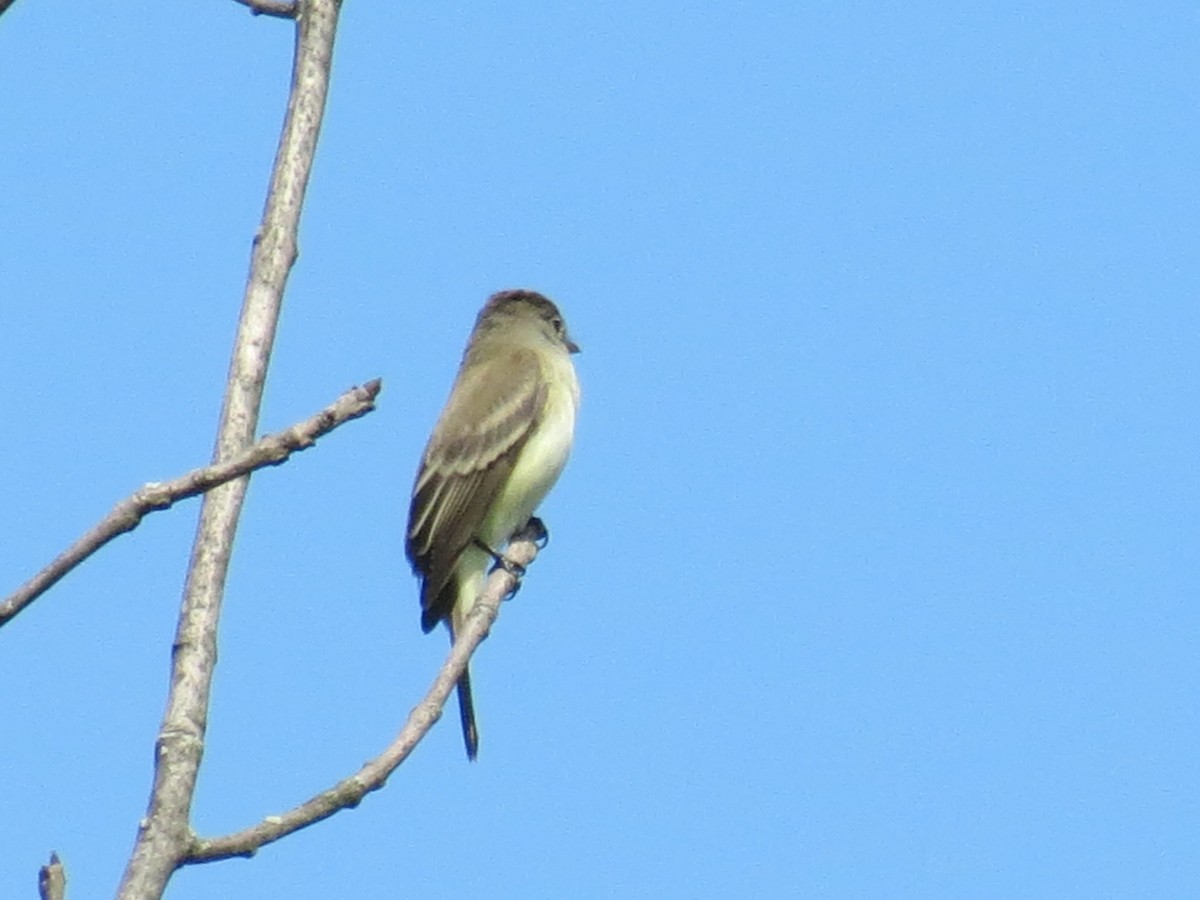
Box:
left=232, top=0, right=297, bottom=19
left=186, top=525, right=543, bottom=862
left=0, top=380, right=380, bottom=629
left=38, top=852, right=67, bottom=900
left=117, top=1, right=343, bottom=897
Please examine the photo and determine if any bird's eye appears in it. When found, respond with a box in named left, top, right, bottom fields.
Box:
left=551, top=317, right=563, bottom=333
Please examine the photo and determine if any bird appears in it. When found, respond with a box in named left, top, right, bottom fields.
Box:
left=406, top=289, right=580, bottom=759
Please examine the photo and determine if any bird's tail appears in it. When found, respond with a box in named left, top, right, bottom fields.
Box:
left=456, top=664, right=479, bottom=761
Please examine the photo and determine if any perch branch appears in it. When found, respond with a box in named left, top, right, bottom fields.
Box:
left=186, top=525, right=543, bottom=862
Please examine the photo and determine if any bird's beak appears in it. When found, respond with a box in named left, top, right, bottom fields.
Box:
left=566, top=337, right=581, bottom=354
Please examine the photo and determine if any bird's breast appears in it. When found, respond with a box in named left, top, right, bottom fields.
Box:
left=480, top=355, right=579, bottom=546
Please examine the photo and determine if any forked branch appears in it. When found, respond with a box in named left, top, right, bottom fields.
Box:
left=116, top=0, right=343, bottom=896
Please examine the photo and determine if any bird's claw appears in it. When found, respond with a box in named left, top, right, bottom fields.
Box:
left=526, top=516, right=550, bottom=548
left=473, top=537, right=527, bottom=597
left=498, top=557, right=527, bottom=579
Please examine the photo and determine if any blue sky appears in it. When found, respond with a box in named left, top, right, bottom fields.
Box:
left=2, top=3, right=1198, bottom=897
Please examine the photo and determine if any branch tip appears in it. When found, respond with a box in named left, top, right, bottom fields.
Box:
left=233, top=0, right=297, bottom=19
left=38, top=852, right=66, bottom=900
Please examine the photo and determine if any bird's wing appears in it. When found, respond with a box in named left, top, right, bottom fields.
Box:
left=406, top=347, right=547, bottom=625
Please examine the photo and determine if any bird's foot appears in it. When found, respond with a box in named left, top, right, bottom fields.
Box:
left=473, top=538, right=527, bottom=596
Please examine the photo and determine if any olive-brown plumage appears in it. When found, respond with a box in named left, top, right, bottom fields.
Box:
left=406, top=289, right=580, bottom=759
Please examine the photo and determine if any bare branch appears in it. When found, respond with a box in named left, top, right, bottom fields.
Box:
left=38, top=853, right=66, bottom=900
left=186, top=525, right=544, bottom=863
left=232, top=0, right=297, bottom=19
left=0, top=379, right=380, bottom=629
left=117, top=1, right=343, bottom=897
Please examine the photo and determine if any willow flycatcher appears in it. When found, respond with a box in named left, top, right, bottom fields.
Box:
left=407, top=289, right=580, bottom=759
